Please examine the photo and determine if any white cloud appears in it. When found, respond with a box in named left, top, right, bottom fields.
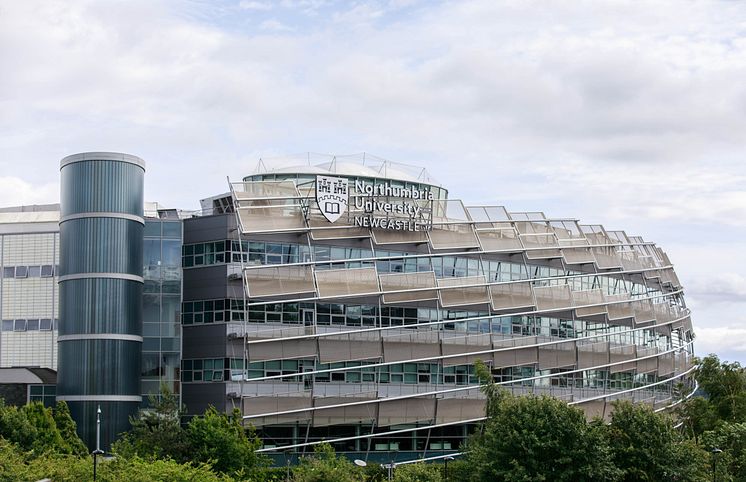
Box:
left=0, top=0, right=745, bottom=360
left=238, top=1, right=272, bottom=11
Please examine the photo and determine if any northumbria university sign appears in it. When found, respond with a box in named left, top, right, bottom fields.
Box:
left=316, top=175, right=433, bottom=231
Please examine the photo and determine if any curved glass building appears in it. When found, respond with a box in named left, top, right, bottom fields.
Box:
left=57, top=152, right=145, bottom=450
left=178, top=154, right=695, bottom=463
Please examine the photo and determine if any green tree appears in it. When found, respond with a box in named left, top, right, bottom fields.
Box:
left=113, top=386, right=190, bottom=461
left=678, top=396, right=719, bottom=443
left=607, top=400, right=708, bottom=481
left=0, top=399, right=38, bottom=450
left=467, top=361, right=619, bottom=481
left=392, top=462, right=442, bottom=482
left=186, top=406, right=267, bottom=476
left=291, top=443, right=361, bottom=482
left=53, top=400, right=88, bottom=456
left=22, top=401, right=66, bottom=453
left=701, top=422, right=746, bottom=481
left=695, top=354, right=746, bottom=423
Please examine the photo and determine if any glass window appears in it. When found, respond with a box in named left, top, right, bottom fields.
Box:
left=14, top=319, right=26, bottom=331
left=161, top=296, right=180, bottom=324
left=41, top=265, right=53, bottom=277
left=27, top=319, right=39, bottom=331
left=15, top=266, right=27, bottom=278
left=162, top=222, right=181, bottom=239
left=2, top=320, right=13, bottom=331
left=2, top=267, right=13, bottom=278
left=40, top=319, right=52, bottom=331
left=144, top=221, right=161, bottom=237
left=143, top=294, right=160, bottom=323
left=28, top=266, right=41, bottom=277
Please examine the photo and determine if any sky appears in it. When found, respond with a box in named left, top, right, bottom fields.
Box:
left=1, top=0, right=745, bottom=362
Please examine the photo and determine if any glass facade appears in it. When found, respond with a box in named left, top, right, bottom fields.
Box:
left=57, top=153, right=145, bottom=451
left=142, top=218, right=182, bottom=405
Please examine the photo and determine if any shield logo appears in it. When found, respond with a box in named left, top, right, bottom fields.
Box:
left=316, top=175, right=349, bottom=223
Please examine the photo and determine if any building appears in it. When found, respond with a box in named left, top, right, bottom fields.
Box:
left=0, top=152, right=695, bottom=461
left=181, top=154, right=695, bottom=463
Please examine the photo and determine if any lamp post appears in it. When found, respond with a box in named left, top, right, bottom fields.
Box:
left=444, top=456, right=454, bottom=481
left=92, top=406, right=104, bottom=482
left=711, top=448, right=722, bottom=482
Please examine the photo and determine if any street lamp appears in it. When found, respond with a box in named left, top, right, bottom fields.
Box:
left=711, top=448, right=722, bottom=482
left=444, top=456, right=454, bottom=481
left=92, top=406, right=104, bottom=482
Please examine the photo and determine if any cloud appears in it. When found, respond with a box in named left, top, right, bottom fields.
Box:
left=0, top=0, right=745, bottom=358
left=238, top=0, right=272, bottom=11
left=0, top=177, right=58, bottom=207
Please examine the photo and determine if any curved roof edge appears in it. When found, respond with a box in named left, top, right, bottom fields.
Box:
left=245, top=153, right=441, bottom=187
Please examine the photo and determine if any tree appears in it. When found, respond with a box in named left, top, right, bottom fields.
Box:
left=113, top=386, right=190, bottom=461
left=291, top=443, right=361, bottom=482
left=607, top=400, right=708, bottom=481
left=701, top=422, right=746, bottom=481
left=695, top=355, right=746, bottom=423
left=678, top=396, right=719, bottom=443
left=467, top=361, right=619, bottom=481
left=392, top=462, right=442, bottom=482
left=186, top=406, right=267, bottom=476
left=53, top=401, right=88, bottom=456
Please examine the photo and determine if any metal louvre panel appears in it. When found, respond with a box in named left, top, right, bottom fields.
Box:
left=606, top=293, right=634, bottom=320
left=492, top=336, right=539, bottom=367
left=237, top=205, right=307, bottom=233
left=441, top=333, right=491, bottom=366
left=436, top=398, right=486, bottom=424
left=371, top=229, right=429, bottom=245
left=592, top=246, right=623, bottom=269
left=428, top=223, right=480, bottom=250
left=537, top=340, right=577, bottom=369
left=475, top=228, right=524, bottom=252
left=577, top=400, right=607, bottom=420
left=609, top=345, right=636, bottom=373
left=515, top=221, right=561, bottom=259
left=533, top=285, right=573, bottom=312
left=572, top=289, right=607, bottom=317
left=377, top=397, right=437, bottom=426
left=561, top=247, right=596, bottom=265
left=577, top=341, right=610, bottom=369
left=658, top=353, right=675, bottom=376
left=437, top=275, right=490, bottom=307
left=380, top=272, right=438, bottom=304
left=382, top=331, right=440, bottom=362
left=620, top=251, right=644, bottom=271
left=234, top=181, right=301, bottom=200
left=636, top=347, right=659, bottom=373
left=644, top=269, right=662, bottom=280
left=315, top=267, right=379, bottom=298
left=307, top=209, right=369, bottom=240
left=318, top=335, right=382, bottom=363
left=245, top=266, right=316, bottom=297
left=653, top=303, right=675, bottom=323
left=247, top=339, right=317, bottom=361
left=313, top=397, right=377, bottom=426
left=631, top=299, right=656, bottom=324
left=490, top=281, right=534, bottom=311
left=242, top=396, right=312, bottom=427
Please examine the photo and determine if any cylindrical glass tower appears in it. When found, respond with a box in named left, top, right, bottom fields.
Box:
left=57, top=152, right=145, bottom=451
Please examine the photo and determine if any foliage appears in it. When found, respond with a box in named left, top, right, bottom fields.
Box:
left=392, top=462, right=442, bottom=482
left=607, top=400, right=708, bottom=481
left=114, top=387, right=268, bottom=477
left=113, top=387, right=190, bottom=461
left=0, top=437, right=233, bottom=482
left=53, top=400, right=89, bottom=456
left=466, top=361, right=620, bottom=481
left=187, top=406, right=266, bottom=476
left=291, top=442, right=361, bottom=482
left=695, top=354, right=746, bottom=423
left=702, top=422, right=746, bottom=481
left=0, top=399, right=86, bottom=456
left=678, top=395, right=719, bottom=442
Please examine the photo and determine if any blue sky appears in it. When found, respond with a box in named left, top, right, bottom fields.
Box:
left=1, top=0, right=745, bottom=361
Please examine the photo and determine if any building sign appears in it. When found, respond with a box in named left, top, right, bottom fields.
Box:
left=316, top=175, right=349, bottom=223
left=315, top=176, right=433, bottom=231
